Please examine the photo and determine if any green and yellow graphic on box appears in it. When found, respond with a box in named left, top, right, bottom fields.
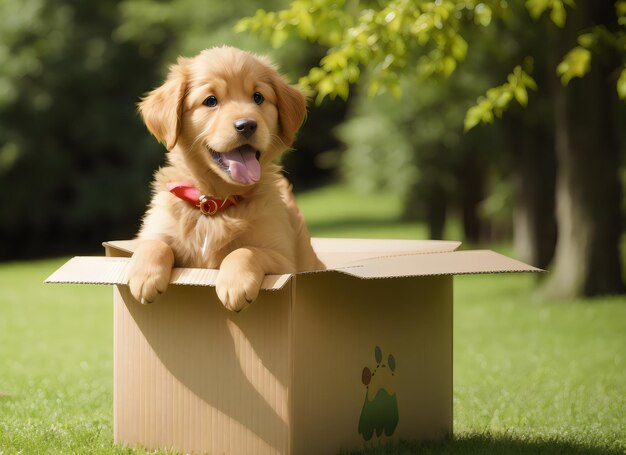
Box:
left=358, top=346, right=399, bottom=441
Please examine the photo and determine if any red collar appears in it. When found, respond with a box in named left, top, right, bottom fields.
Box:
left=167, top=182, right=242, bottom=216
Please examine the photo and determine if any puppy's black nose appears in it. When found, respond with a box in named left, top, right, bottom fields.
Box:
left=234, top=118, right=257, bottom=139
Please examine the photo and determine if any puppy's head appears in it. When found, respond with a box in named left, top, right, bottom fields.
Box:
left=139, top=46, right=306, bottom=189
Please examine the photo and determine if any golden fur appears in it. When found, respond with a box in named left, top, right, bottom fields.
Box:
left=125, top=46, right=324, bottom=311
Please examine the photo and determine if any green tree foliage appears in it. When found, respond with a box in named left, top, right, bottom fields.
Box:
left=0, top=0, right=166, bottom=258
left=463, top=63, right=538, bottom=131
left=115, top=0, right=290, bottom=63
left=237, top=0, right=626, bottom=120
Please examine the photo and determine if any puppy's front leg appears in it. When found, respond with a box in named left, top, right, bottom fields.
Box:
left=126, top=239, right=175, bottom=304
left=216, top=247, right=293, bottom=312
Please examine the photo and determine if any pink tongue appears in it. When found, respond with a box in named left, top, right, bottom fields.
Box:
left=221, top=146, right=261, bottom=184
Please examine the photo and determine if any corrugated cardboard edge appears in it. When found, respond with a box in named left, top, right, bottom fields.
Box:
left=333, top=250, right=543, bottom=279
left=44, top=257, right=292, bottom=291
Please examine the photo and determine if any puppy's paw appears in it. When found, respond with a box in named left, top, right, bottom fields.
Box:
left=125, top=240, right=174, bottom=304
left=215, top=261, right=263, bottom=312
left=215, top=269, right=262, bottom=312
left=127, top=263, right=170, bottom=304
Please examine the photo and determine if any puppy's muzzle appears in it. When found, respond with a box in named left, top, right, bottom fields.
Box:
left=234, top=118, right=257, bottom=139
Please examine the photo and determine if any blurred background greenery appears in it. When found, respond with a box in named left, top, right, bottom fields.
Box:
left=0, top=0, right=625, bottom=302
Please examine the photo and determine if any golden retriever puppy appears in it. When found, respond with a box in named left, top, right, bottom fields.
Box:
left=125, top=46, right=325, bottom=311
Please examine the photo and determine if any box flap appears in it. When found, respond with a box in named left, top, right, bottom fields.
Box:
left=334, top=250, right=542, bottom=279
left=45, top=257, right=292, bottom=290
left=103, top=240, right=139, bottom=256
left=311, top=238, right=461, bottom=268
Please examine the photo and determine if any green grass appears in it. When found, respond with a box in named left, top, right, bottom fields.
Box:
left=1, top=183, right=625, bottom=454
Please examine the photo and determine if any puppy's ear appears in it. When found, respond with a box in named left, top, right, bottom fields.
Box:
left=273, top=75, right=307, bottom=148
left=138, top=58, right=189, bottom=151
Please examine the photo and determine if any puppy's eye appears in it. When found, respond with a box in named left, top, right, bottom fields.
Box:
left=253, top=92, right=264, bottom=105
left=203, top=95, right=218, bottom=107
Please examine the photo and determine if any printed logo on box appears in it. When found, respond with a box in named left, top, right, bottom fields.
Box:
left=358, top=346, right=399, bottom=441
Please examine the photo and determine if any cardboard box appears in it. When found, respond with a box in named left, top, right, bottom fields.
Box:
left=46, top=238, right=539, bottom=455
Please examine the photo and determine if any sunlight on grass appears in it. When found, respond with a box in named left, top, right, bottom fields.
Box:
left=0, top=183, right=624, bottom=454
left=0, top=260, right=168, bottom=454
left=454, top=274, right=626, bottom=452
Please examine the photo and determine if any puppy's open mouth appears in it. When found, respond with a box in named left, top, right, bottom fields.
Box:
left=209, top=144, right=261, bottom=185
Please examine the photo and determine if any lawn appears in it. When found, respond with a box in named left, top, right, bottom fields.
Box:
left=0, top=183, right=624, bottom=454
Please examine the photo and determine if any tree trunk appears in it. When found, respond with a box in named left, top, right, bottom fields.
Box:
left=543, top=0, right=624, bottom=297
left=508, top=18, right=558, bottom=270
left=510, top=119, right=557, bottom=270
left=426, top=183, right=447, bottom=240
left=458, top=152, right=483, bottom=244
